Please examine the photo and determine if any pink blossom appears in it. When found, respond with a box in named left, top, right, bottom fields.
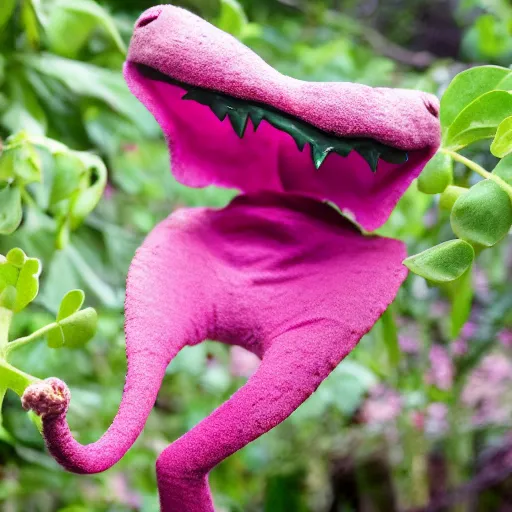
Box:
left=498, top=329, right=512, bottom=349
left=462, top=353, right=512, bottom=426
left=360, top=385, right=402, bottom=425
left=399, top=335, right=420, bottom=354
left=426, top=345, right=454, bottom=390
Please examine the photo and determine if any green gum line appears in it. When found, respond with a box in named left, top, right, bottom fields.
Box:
left=138, top=65, right=409, bottom=172
left=182, top=88, right=409, bottom=172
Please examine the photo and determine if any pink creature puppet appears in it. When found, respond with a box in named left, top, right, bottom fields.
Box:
left=22, top=5, right=441, bottom=511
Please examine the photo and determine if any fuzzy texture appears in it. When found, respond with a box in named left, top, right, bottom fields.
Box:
left=125, top=5, right=441, bottom=231
left=22, top=378, right=70, bottom=417
left=28, top=193, right=407, bottom=508
left=26, top=5, right=442, bottom=512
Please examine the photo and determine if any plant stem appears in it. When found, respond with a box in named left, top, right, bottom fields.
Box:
left=0, top=307, right=13, bottom=351
left=381, top=305, right=401, bottom=374
left=0, top=359, right=38, bottom=396
left=442, top=149, right=512, bottom=200
left=5, top=322, right=57, bottom=357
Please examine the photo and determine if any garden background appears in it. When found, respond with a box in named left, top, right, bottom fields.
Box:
left=0, top=0, right=511, bottom=511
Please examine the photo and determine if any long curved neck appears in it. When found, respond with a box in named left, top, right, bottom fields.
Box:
left=41, top=349, right=172, bottom=474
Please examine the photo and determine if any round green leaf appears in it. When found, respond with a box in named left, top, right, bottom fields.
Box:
left=6, top=248, right=26, bottom=267
left=444, top=91, right=512, bottom=150
left=493, top=154, right=512, bottom=185
left=69, top=152, right=107, bottom=229
left=50, top=152, right=84, bottom=206
left=403, top=240, right=475, bottom=283
left=0, top=286, right=17, bottom=310
left=417, top=152, right=453, bottom=194
left=491, top=116, right=512, bottom=158
left=59, top=308, right=98, bottom=348
left=57, top=289, right=85, bottom=321
left=451, top=179, right=512, bottom=247
left=0, top=185, right=22, bottom=235
left=440, top=65, right=512, bottom=129
left=47, top=324, right=65, bottom=349
left=439, top=185, right=468, bottom=211
left=14, top=257, right=41, bottom=312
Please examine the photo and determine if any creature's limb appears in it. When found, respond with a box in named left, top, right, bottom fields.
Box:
left=22, top=215, right=214, bottom=474
left=156, top=322, right=347, bottom=512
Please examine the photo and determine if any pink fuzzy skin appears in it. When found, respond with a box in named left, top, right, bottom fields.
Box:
left=125, top=5, right=440, bottom=232
left=23, top=5, right=441, bottom=512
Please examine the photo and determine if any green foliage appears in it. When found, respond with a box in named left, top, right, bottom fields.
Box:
left=403, top=240, right=475, bottom=283
left=0, top=248, right=40, bottom=312
left=451, top=179, right=512, bottom=247
left=0, top=1, right=511, bottom=511
left=0, top=131, right=107, bottom=246
left=439, top=66, right=512, bottom=130
left=216, top=0, right=247, bottom=38
left=417, top=152, right=453, bottom=194
left=443, top=90, right=512, bottom=150
left=47, top=290, right=98, bottom=348
left=491, top=115, right=512, bottom=157
left=0, top=185, right=22, bottom=235
left=493, top=154, right=512, bottom=184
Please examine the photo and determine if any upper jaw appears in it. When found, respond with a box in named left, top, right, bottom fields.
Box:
left=127, top=5, right=441, bottom=153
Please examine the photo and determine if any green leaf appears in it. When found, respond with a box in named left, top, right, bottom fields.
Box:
left=48, top=308, right=97, bottom=349
left=13, top=143, right=42, bottom=185
left=68, top=152, right=107, bottom=229
left=448, top=269, right=473, bottom=339
left=49, top=0, right=125, bottom=54
left=0, top=249, right=41, bottom=312
left=440, top=65, right=512, bottom=129
left=0, top=148, right=15, bottom=181
left=439, top=185, right=468, bottom=211
left=22, top=54, right=157, bottom=135
left=0, top=286, right=16, bottom=310
left=451, top=179, right=512, bottom=247
left=57, top=290, right=85, bottom=321
left=6, top=248, right=26, bottom=267
left=443, top=91, right=512, bottom=150
left=403, top=240, right=475, bottom=283
left=0, top=0, right=17, bottom=31
left=46, top=7, right=96, bottom=58
left=1, top=73, right=47, bottom=135
left=491, top=116, right=512, bottom=158
left=14, top=257, right=41, bottom=312
left=0, top=185, right=22, bottom=235
left=216, top=0, right=248, bottom=37
left=21, top=0, right=41, bottom=48
left=50, top=152, right=84, bottom=206
left=417, top=152, right=453, bottom=194
left=493, top=154, right=512, bottom=185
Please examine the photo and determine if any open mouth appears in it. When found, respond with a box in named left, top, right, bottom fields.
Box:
left=138, top=65, right=409, bottom=174
left=124, top=6, right=440, bottom=231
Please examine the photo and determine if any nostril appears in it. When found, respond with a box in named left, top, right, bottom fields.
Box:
left=422, top=94, right=440, bottom=118
left=136, top=8, right=162, bottom=28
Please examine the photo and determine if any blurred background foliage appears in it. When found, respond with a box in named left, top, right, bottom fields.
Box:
left=0, top=0, right=511, bottom=511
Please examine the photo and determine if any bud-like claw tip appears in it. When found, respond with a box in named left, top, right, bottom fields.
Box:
left=22, top=378, right=70, bottom=418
